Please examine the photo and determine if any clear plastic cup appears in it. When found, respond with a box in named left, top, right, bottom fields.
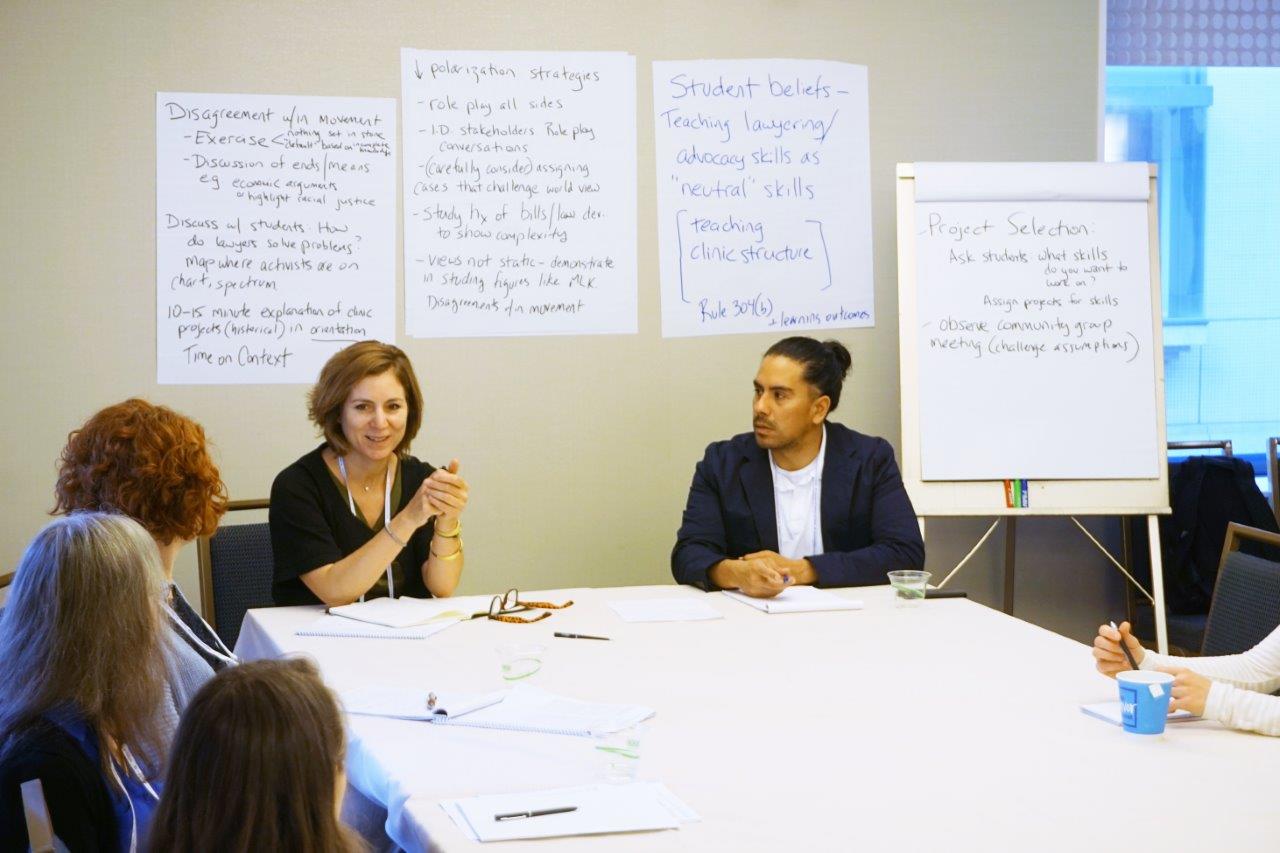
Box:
left=887, top=570, right=931, bottom=608
left=497, top=642, right=545, bottom=682
left=594, top=723, right=644, bottom=783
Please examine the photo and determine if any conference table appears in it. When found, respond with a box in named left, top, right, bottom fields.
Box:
left=235, top=585, right=1278, bottom=851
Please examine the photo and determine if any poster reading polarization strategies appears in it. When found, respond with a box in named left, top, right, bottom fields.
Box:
left=156, top=92, right=396, bottom=384
left=653, top=59, right=873, bottom=337
left=402, top=50, right=637, bottom=338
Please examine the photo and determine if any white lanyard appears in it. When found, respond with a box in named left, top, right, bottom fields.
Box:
left=105, top=745, right=159, bottom=853
left=336, top=455, right=396, bottom=599
left=164, top=599, right=237, bottom=667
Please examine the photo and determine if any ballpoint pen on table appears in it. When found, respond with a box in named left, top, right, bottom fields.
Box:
left=494, top=806, right=578, bottom=821
left=554, top=632, right=611, bottom=641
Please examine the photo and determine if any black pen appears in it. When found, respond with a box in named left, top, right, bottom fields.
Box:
left=1109, top=621, right=1140, bottom=671
left=554, top=632, right=611, bottom=641
left=494, top=806, right=578, bottom=821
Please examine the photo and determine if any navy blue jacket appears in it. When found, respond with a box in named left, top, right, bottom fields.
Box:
left=671, top=422, right=925, bottom=589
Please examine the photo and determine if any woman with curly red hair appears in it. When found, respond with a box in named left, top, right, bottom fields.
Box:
left=54, top=398, right=235, bottom=741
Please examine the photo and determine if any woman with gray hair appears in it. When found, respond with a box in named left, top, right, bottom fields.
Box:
left=0, top=513, right=170, bottom=851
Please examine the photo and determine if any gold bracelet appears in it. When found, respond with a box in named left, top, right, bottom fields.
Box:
left=434, top=519, right=462, bottom=538
left=430, top=538, right=463, bottom=561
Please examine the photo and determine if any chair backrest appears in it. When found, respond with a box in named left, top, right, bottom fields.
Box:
left=197, top=499, right=273, bottom=651
left=1200, top=523, right=1280, bottom=656
left=1268, top=436, right=1279, bottom=526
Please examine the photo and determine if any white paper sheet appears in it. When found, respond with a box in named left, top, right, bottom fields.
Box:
left=912, top=165, right=1159, bottom=480
left=156, top=92, right=396, bottom=384
left=401, top=50, right=637, bottom=338
left=607, top=598, right=724, bottom=622
left=434, top=684, right=654, bottom=737
left=441, top=782, right=698, bottom=842
left=721, top=586, right=863, bottom=614
left=653, top=59, right=873, bottom=337
left=1079, top=701, right=1199, bottom=726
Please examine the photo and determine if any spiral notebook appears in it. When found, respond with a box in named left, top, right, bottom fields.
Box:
left=344, top=683, right=653, bottom=736
left=342, top=686, right=507, bottom=720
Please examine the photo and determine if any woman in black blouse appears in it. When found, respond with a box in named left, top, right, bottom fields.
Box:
left=270, top=340, right=468, bottom=605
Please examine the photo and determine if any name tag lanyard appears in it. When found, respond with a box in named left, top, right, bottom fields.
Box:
left=106, top=745, right=160, bottom=853
left=337, top=455, right=396, bottom=600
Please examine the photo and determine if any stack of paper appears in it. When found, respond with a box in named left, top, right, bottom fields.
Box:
left=608, top=598, right=724, bottom=622
left=721, top=586, right=863, bottom=614
left=440, top=782, right=700, bottom=842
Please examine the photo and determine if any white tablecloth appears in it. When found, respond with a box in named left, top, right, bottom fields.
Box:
left=236, top=586, right=1279, bottom=852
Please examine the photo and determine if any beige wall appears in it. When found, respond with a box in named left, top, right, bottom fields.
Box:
left=0, top=0, right=1122, bottom=641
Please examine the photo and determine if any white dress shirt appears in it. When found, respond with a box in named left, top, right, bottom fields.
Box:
left=769, top=424, right=826, bottom=560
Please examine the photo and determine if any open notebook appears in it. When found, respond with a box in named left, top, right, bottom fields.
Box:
left=722, top=586, right=863, bottom=614
left=342, top=684, right=653, bottom=737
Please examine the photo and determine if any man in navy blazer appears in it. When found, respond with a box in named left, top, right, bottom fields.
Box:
left=672, top=337, right=924, bottom=597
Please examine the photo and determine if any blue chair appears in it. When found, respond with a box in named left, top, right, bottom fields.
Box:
left=1200, top=523, right=1280, bottom=657
left=196, top=499, right=274, bottom=651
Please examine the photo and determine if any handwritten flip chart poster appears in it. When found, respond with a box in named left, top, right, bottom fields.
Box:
left=401, top=50, right=637, bottom=338
left=156, top=93, right=396, bottom=384
left=653, top=59, right=873, bottom=338
left=912, top=162, right=1159, bottom=480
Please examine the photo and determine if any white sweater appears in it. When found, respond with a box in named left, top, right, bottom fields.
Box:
left=1140, top=624, right=1280, bottom=736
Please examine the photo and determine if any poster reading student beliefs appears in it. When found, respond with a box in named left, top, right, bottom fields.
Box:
left=156, top=92, right=396, bottom=384
left=401, top=49, right=637, bottom=338
left=653, top=59, right=873, bottom=338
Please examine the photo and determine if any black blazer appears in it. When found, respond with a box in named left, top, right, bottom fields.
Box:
left=671, top=422, right=924, bottom=589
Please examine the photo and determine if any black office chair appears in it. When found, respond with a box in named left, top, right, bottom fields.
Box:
left=1200, top=523, right=1280, bottom=656
left=1267, top=436, right=1279, bottom=527
left=1125, top=440, right=1233, bottom=654
left=196, top=499, right=274, bottom=651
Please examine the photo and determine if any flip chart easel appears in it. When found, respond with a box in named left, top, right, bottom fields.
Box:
left=895, top=162, right=1172, bottom=653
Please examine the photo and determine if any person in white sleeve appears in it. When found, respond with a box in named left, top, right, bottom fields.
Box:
left=1093, top=621, right=1280, bottom=736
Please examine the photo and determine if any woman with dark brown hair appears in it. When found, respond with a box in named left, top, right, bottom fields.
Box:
left=54, top=398, right=236, bottom=738
left=0, top=513, right=169, bottom=851
left=146, top=658, right=363, bottom=852
left=270, top=340, right=469, bottom=605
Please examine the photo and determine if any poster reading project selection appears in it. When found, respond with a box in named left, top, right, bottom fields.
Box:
left=653, top=59, right=874, bottom=337
left=156, top=92, right=397, bottom=384
left=401, top=49, right=637, bottom=338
